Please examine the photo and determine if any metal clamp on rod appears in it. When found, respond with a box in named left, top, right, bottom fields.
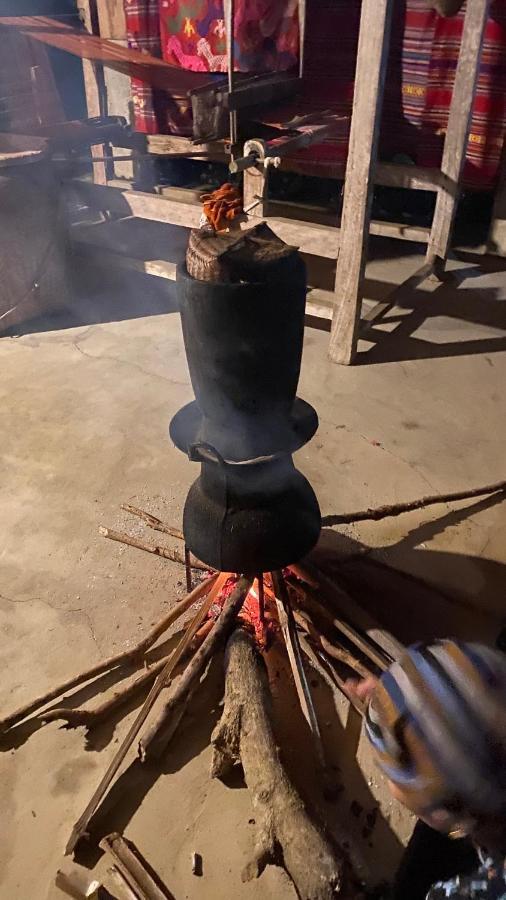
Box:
left=229, top=151, right=258, bottom=174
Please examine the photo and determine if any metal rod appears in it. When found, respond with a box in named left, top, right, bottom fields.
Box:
left=53, top=151, right=216, bottom=164
left=184, top=546, right=192, bottom=593
left=224, top=0, right=238, bottom=147
left=257, top=574, right=265, bottom=623
left=271, top=571, right=326, bottom=770
left=298, top=0, right=306, bottom=78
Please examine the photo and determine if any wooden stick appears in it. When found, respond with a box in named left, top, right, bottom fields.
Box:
left=65, top=573, right=229, bottom=854
left=292, top=608, right=372, bottom=680
left=120, top=504, right=184, bottom=541
left=271, top=571, right=326, bottom=771
left=42, top=657, right=170, bottom=729
left=294, top=560, right=404, bottom=664
left=99, top=526, right=207, bottom=571
left=211, top=628, right=348, bottom=897
left=139, top=576, right=253, bottom=761
left=288, top=562, right=319, bottom=588
left=298, top=634, right=366, bottom=717
left=322, top=479, right=506, bottom=526
left=100, top=833, right=173, bottom=900
left=41, top=621, right=215, bottom=729
left=184, top=546, right=192, bottom=593
left=288, top=572, right=392, bottom=672
left=0, top=574, right=218, bottom=732
left=257, top=574, right=265, bottom=623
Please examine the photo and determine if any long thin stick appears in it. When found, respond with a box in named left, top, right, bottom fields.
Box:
left=42, top=656, right=170, bottom=728
left=100, top=833, right=172, bottom=900
left=224, top=0, right=237, bottom=145
left=292, top=608, right=372, bottom=680
left=99, top=526, right=207, bottom=571
left=41, top=621, right=215, bottom=729
left=271, top=571, right=326, bottom=771
left=0, top=575, right=218, bottom=732
left=292, top=575, right=390, bottom=673
left=139, top=576, right=253, bottom=761
left=120, top=505, right=184, bottom=541
left=65, top=573, right=229, bottom=855
left=184, top=546, right=192, bottom=593
left=322, top=479, right=506, bottom=526
left=299, top=635, right=366, bottom=717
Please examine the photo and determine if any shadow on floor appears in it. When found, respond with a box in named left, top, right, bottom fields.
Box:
left=358, top=261, right=506, bottom=365
left=2, top=263, right=179, bottom=338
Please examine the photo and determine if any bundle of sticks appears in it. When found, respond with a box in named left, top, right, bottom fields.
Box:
left=0, top=504, right=399, bottom=898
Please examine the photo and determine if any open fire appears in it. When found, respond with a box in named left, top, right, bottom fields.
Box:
left=0, top=223, right=394, bottom=899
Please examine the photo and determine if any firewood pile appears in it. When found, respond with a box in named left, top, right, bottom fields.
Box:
left=0, top=503, right=397, bottom=899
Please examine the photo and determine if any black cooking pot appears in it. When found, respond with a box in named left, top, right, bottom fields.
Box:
left=171, top=259, right=318, bottom=461
left=183, top=444, right=321, bottom=573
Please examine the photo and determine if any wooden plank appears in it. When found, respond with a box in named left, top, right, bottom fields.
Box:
left=96, top=0, right=126, bottom=39
left=426, top=0, right=490, bottom=265
left=102, top=40, right=133, bottom=179
left=71, top=225, right=333, bottom=321
left=147, top=134, right=227, bottom=160
left=375, top=162, right=442, bottom=192
left=74, top=243, right=178, bottom=280
left=67, top=180, right=430, bottom=258
left=76, top=0, right=108, bottom=185
left=328, top=0, right=395, bottom=365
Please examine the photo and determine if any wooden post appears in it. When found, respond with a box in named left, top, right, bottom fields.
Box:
left=425, top=0, right=490, bottom=268
left=95, top=0, right=126, bottom=40
left=487, top=138, right=506, bottom=256
left=77, top=0, right=109, bottom=185
left=328, top=0, right=394, bottom=365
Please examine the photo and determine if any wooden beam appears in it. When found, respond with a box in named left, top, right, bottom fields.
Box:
left=487, top=138, right=506, bottom=256
left=76, top=0, right=108, bottom=185
left=328, top=0, right=395, bottom=365
left=72, top=237, right=333, bottom=321
left=67, top=180, right=431, bottom=257
left=375, top=162, right=442, bottom=192
left=425, top=0, right=490, bottom=266
left=96, top=0, right=126, bottom=40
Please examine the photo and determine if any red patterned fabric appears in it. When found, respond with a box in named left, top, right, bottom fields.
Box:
left=397, top=0, right=506, bottom=188
left=158, top=0, right=299, bottom=73
left=275, top=0, right=506, bottom=189
left=125, top=0, right=192, bottom=133
left=125, top=0, right=506, bottom=188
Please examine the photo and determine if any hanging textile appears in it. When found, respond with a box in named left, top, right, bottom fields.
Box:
left=125, top=0, right=193, bottom=133
left=158, top=0, right=299, bottom=74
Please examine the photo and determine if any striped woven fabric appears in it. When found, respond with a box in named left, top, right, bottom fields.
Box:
left=125, top=0, right=193, bottom=134
left=278, top=0, right=506, bottom=188
left=365, top=640, right=506, bottom=817
left=124, top=0, right=506, bottom=188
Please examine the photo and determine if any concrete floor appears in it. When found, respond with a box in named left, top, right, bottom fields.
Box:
left=1, top=240, right=506, bottom=899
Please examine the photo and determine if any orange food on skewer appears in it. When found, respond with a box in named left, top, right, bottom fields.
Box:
left=201, top=182, right=243, bottom=232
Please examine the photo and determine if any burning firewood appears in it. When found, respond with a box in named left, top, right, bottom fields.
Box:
left=139, top=576, right=255, bottom=761
left=211, top=626, right=350, bottom=899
